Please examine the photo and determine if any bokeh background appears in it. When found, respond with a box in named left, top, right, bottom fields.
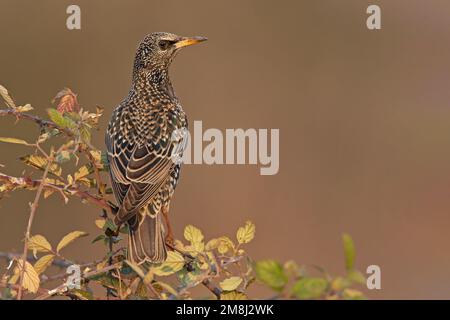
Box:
left=1, top=0, right=450, bottom=299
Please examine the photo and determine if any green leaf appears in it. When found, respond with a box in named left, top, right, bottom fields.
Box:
left=47, top=108, right=76, bottom=129
left=91, top=234, right=106, bottom=244
left=0, top=137, right=29, bottom=145
left=347, top=270, right=366, bottom=285
left=254, top=260, right=287, bottom=292
left=292, top=277, right=328, bottom=299
left=342, top=233, right=355, bottom=271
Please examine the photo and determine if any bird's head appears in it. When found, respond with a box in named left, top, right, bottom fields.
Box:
left=133, top=32, right=207, bottom=78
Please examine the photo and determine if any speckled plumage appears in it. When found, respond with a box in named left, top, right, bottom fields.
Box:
left=105, top=32, right=206, bottom=264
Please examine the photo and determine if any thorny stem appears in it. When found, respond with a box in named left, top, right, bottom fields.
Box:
left=17, top=155, right=53, bottom=300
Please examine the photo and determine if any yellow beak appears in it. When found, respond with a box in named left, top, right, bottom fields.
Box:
left=174, top=36, right=208, bottom=49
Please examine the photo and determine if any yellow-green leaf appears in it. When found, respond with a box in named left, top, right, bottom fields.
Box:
left=184, top=225, right=204, bottom=244
left=153, top=251, right=185, bottom=276
left=47, top=108, right=76, bottom=129
left=220, top=291, right=248, bottom=300
left=220, top=276, right=243, bottom=291
left=0, top=137, right=29, bottom=145
left=28, top=235, right=52, bottom=254
left=292, top=277, right=328, bottom=300
left=15, top=260, right=40, bottom=294
left=217, top=236, right=235, bottom=254
left=56, top=231, right=88, bottom=253
left=34, top=254, right=55, bottom=275
left=342, top=233, right=355, bottom=271
left=236, top=220, right=255, bottom=244
left=255, top=260, right=287, bottom=292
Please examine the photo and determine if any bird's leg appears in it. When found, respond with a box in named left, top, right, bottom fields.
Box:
left=162, top=206, right=174, bottom=246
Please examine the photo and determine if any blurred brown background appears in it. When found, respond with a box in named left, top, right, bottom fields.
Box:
left=1, top=0, right=450, bottom=299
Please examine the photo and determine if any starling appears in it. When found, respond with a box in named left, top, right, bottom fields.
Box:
left=105, top=32, right=207, bottom=264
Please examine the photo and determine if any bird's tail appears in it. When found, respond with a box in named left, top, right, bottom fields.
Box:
left=128, top=213, right=167, bottom=264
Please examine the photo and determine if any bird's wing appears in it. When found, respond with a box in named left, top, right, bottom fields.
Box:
left=107, top=103, right=186, bottom=224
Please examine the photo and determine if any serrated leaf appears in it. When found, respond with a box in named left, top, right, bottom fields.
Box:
left=33, top=254, right=55, bottom=275
left=236, top=220, right=255, bottom=244
left=53, top=88, right=79, bottom=113
left=153, top=251, right=185, bottom=276
left=184, top=225, right=204, bottom=244
left=0, top=137, right=29, bottom=145
left=219, top=276, right=243, bottom=291
left=20, top=154, right=62, bottom=177
left=220, top=291, right=248, bottom=300
left=14, top=260, right=40, bottom=294
left=255, top=260, right=287, bottom=292
left=56, top=231, right=88, bottom=253
left=0, top=85, right=15, bottom=108
left=292, top=277, right=328, bottom=299
left=47, top=108, right=76, bottom=129
left=28, top=235, right=52, bottom=254
left=342, top=233, right=355, bottom=271
left=217, top=236, right=235, bottom=254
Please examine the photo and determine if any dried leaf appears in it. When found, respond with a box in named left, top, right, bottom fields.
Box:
left=0, top=85, right=16, bottom=108
left=20, top=154, right=62, bottom=177
left=219, top=276, right=243, bottom=291
left=74, top=166, right=90, bottom=181
left=53, top=88, right=79, bottom=113
left=16, top=104, right=33, bottom=112
left=56, top=231, right=88, bottom=253
left=236, top=220, right=255, bottom=244
left=0, top=137, right=29, bottom=145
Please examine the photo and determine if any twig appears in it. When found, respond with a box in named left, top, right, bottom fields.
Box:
left=34, top=262, right=122, bottom=300
left=0, top=172, right=115, bottom=213
left=0, top=108, right=73, bottom=137
left=202, top=278, right=222, bottom=299
left=0, top=252, right=72, bottom=269
left=17, top=156, right=53, bottom=300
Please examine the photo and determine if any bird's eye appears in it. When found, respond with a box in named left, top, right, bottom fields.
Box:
left=158, top=40, right=172, bottom=50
